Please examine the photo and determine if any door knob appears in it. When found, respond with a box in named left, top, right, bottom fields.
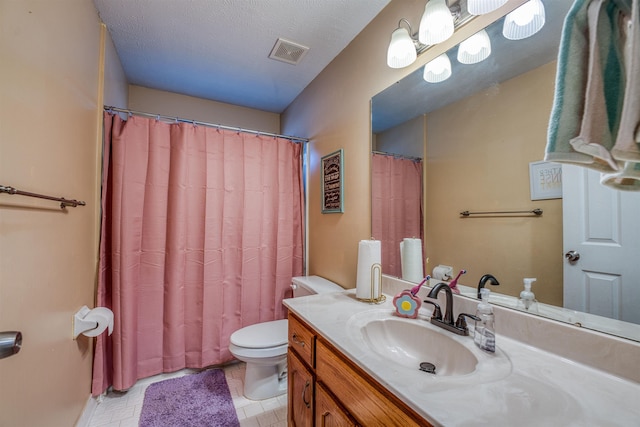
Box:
left=0, top=331, right=22, bottom=359
left=565, top=250, right=580, bottom=263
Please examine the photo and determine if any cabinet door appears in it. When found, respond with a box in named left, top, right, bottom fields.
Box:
left=288, top=350, right=314, bottom=427
left=316, top=382, right=357, bottom=427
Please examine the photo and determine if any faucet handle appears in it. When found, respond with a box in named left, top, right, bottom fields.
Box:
left=456, top=313, right=481, bottom=330
left=423, top=300, right=442, bottom=320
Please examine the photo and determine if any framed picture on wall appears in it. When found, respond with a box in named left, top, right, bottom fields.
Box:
left=529, top=161, right=562, bottom=200
left=321, top=149, right=344, bottom=213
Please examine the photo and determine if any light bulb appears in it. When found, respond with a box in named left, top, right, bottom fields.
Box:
left=423, top=53, right=452, bottom=83
left=503, top=0, right=545, bottom=40
left=387, top=27, right=417, bottom=68
left=467, top=0, right=508, bottom=15
left=457, top=29, right=491, bottom=64
left=419, top=0, right=454, bottom=45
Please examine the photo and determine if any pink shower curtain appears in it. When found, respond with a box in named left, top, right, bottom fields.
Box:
left=371, top=153, right=423, bottom=278
left=92, top=113, right=303, bottom=396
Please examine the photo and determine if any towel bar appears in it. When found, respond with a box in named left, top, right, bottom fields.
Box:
left=460, top=209, right=543, bottom=217
left=0, top=185, right=86, bottom=209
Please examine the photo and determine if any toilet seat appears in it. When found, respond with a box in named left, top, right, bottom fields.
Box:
left=230, top=319, right=287, bottom=349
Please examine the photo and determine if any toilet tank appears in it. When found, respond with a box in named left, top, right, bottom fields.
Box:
left=291, top=275, right=342, bottom=297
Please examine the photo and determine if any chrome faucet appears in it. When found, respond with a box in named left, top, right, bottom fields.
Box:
left=425, top=282, right=479, bottom=336
left=477, top=274, right=500, bottom=299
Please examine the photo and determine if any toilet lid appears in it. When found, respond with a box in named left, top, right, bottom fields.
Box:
left=230, top=319, right=288, bottom=349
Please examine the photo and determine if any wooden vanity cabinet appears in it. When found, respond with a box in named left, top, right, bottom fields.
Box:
left=287, top=313, right=431, bottom=427
left=315, top=382, right=356, bottom=427
left=288, top=350, right=314, bottom=427
left=315, top=338, right=428, bottom=427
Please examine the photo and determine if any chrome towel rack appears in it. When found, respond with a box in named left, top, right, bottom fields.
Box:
left=0, top=185, right=86, bottom=209
left=460, top=208, right=543, bottom=217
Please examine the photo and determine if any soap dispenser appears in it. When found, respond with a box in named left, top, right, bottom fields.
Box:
left=518, top=278, right=538, bottom=312
left=474, top=288, right=495, bottom=353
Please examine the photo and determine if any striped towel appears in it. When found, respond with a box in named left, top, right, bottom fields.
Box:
left=545, top=0, right=627, bottom=173
left=602, top=0, right=640, bottom=190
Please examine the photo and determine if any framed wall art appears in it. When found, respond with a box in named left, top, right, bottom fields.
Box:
left=529, top=161, right=562, bottom=200
left=321, top=149, right=344, bottom=213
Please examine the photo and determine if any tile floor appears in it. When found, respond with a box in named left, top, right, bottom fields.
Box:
left=87, top=362, right=287, bottom=427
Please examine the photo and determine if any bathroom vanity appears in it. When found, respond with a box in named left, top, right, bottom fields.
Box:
left=284, top=285, right=640, bottom=426
left=287, top=313, right=427, bottom=426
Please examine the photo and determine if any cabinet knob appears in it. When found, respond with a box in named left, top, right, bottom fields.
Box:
left=292, top=333, right=306, bottom=347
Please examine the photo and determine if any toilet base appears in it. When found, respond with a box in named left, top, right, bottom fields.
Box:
left=243, top=360, right=288, bottom=400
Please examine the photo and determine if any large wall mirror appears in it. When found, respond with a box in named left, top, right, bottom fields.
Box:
left=371, top=0, right=640, bottom=342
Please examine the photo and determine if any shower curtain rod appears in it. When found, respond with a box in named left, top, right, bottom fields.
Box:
left=104, top=106, right=309, bottom=143
left=372, top=150, right=422, bottom=162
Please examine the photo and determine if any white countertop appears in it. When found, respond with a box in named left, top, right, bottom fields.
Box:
left=283, top=290, right=640, bottom=427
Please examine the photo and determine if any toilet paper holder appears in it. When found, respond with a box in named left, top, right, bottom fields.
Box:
left=73, top=305, right=114, bottom=339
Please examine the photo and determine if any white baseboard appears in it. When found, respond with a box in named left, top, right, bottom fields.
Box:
left=75, top=394, right=100, bottom=427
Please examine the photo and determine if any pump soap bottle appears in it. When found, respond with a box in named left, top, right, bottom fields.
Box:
left=474, top=288, right=495, bottom=353
left=518, top=278, right=538, bottom=311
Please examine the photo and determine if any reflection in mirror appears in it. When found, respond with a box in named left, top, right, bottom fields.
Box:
left=371, top=0, right=640, bottom=342
left=371, top=151, right=423, bottom=280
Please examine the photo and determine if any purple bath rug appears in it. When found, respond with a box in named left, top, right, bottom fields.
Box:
left=139, top=369, right=240, bottom=427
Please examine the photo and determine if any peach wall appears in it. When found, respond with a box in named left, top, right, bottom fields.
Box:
left=103, top=24, right=129, bottom=109
left=281, top=0, right=524, bottom=288
left=374, top=115, right=425, bottom=159
left=128, top=85, right=281, bottom=134
left=425, top=61, right=563, bottom=305
left=0, top=1, right=109, bottom=426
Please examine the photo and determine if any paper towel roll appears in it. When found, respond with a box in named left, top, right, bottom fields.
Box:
left=400, top=238, right=424, bottom=283
left=432, top=265, right=453, bottom=281
left=79, top=307, right=114, bottom=338
left=356, top=240, right=382, bottom=300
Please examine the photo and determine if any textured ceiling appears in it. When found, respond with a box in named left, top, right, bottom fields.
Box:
left=93, top=0, right=391, bottom=113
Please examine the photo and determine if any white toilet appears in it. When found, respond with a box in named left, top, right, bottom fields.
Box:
left=229, top=275, right=342, bottom=400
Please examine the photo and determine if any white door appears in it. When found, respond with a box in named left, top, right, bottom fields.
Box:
left=563, top=164, right=640, bottom=324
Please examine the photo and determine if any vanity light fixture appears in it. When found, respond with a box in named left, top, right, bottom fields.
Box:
left=387, top=19, right=418, bottom=68
left=457, top=29, right=492, bottom=64
left=423, top=53, right=452, bottom=83
left=467, top=0, right=509, bottom=15
left=502, top=0, right=546, bottom=40
left=419, top=0, right=455, bottom=45
left=386, top=1, right=463, bottom=69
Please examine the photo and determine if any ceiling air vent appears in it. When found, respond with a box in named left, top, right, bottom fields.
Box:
left=269, top=38, right=309, bottom=65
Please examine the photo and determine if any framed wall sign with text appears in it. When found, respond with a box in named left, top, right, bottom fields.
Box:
left=321, top=149, right=344, bottom=213
left=529, top=161, right=562, bottom=200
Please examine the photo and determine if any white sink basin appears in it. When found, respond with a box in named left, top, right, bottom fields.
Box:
left=361, top=317, right=478, bottom=376
left=346, top=309, right=512, bottom=386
